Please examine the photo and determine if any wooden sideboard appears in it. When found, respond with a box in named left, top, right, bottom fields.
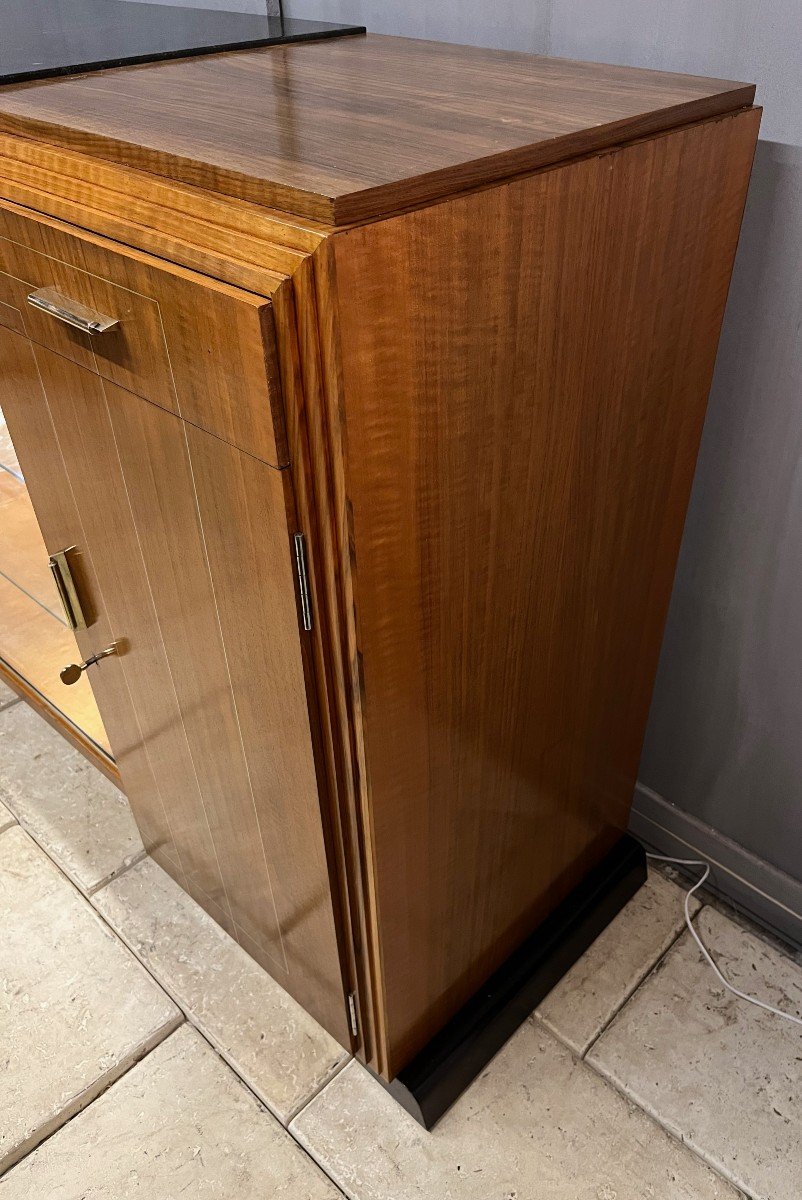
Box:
left=0, top=34, right=759, bottom=1124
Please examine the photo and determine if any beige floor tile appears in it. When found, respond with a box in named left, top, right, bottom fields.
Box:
left=0, top=1024, right=344, bottom=1199
left=291, top=1023, right=740, bottom=1200
left=94, top=855, right=349, bottom=1124
left=0, top=410, right=21, bottom=478
left=0, top=827, right=180, bottom=1174
left=0, top=702, right=143, bottom=894
left=536, top=870, right=700, bottom=1055
left=588, top=905, right=802, bottom=1200
left=0, top=799, right=15, bottom=834
left=0, top=680, right=19, bottom=711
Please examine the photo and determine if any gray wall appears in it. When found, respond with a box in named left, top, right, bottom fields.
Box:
left=284, top=1, right=550, bottom=50
left=126, top=1, right=279, bottom=13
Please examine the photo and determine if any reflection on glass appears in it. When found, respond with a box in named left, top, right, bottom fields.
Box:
left=0, top=0, right=364, bottom=84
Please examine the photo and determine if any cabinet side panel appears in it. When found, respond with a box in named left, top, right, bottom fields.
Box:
left=332, top=108, right=760, bottom=1074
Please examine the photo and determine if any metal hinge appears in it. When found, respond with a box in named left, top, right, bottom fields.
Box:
left=293, top=533, right=313, bottom=631
left=347, top=992, right=359, bottom=1039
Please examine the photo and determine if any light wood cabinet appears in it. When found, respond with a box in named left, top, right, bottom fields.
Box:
left=0, top=290, right=345, bottom=1040
left=0, top=34, right=760, bottom=1124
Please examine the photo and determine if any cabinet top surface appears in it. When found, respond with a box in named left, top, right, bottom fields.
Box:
left=0, top=33, right=755, bottom=224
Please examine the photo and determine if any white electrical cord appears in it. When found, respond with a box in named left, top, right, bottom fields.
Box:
left=646, top=853, right=802, bottom=1028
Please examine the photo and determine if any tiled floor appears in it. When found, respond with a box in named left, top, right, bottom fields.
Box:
left=0, top=702, right=143, bottom=894
left=1, top=690, right=801, bottom=1198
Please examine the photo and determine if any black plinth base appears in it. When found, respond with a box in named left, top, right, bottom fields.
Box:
left=378, top=833, right=646, bottom=1130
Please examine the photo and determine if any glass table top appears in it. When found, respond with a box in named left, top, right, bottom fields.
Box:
left=0, top=0, right=364, bottom=85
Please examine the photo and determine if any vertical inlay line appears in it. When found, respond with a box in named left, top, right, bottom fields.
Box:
left=27, top=342, right=190, bottom=894
left=181, top=420, right=289, bottom=973
left=99, top=376, right=241, bottom=948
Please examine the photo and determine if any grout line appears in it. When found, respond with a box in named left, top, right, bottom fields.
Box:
left=284, top=1052, right=351, bottom=1126
left=5, top=731, right=344, bottom=1190
left=578, top=916, right=692, bottom=1061
left=7, top=760, right=761, bottom=1196
left=529, top=1024, right=753, bottom=1200
left=288, top=1132, right=363, bottom=1200
left=85, top=845, right=148, bottom=896
left=6, top=808, right=352, bottom=1134
left=0, top=800, right=143, bottom=903
left=4, top=817, right=348, bottom=1190
left=88, top=884, right=352, bottom=1129
left=575, top=898, right=759, bottom=1199
left=1, top=822, right=185, bottom=1163
left=0, top=1015, right=186, bottom=1180
left=528, top=1011, right=578, bottom=1053
left=173, top=1024, right=356, bottom=1200
left=5, top=819, right=753, bottom=1200
left=0, top=812, right=105, bottom=901
left=85, top=861, right=355, bottom=1191
left=586, top=1048, right=756, bottom=1200
left=527, top=883, right=757, bottom=1198
left=0, top=684, right=24, bottom=712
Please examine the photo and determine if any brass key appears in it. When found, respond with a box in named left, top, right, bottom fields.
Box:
left=60, top=642, right=119, bottom=686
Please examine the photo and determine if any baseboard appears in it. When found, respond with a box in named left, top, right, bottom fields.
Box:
left=630, top=783, right=802, bottom=952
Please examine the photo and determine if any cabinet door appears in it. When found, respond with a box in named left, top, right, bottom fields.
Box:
left=0, top=326, right=347, bottom=1043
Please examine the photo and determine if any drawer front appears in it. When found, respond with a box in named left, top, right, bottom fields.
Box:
left=0, top=202, right=287, bottom=467
left=0, top=323, right=346, bottom=1041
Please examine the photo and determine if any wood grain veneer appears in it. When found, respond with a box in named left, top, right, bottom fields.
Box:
left=0, top=201, right=288, bottom=466
left=0, top=134, right=327, bottom=291
left=273, top=253, right=383, bottom=1066
left=0, top=35, right=754, bottom=223
left=0, top=321, right=348, bottom=1042
left=328, top=109, right=760, bottom=1073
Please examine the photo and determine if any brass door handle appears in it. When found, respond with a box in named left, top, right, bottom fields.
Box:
left=27, top=287, right=119, bottom=336
left=49, top=548, right=88, bottom=631
left=60, top=642, right=119, bottom=686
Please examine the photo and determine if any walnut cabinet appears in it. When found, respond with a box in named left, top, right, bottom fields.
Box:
left=0, top=35, right=760, bottom=1110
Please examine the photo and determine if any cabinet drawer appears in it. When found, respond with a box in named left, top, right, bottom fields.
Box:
left=0, top=201, right=287, bottom=467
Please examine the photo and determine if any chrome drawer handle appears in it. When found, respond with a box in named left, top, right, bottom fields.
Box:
left=27, top=286, right=119, bottom=336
